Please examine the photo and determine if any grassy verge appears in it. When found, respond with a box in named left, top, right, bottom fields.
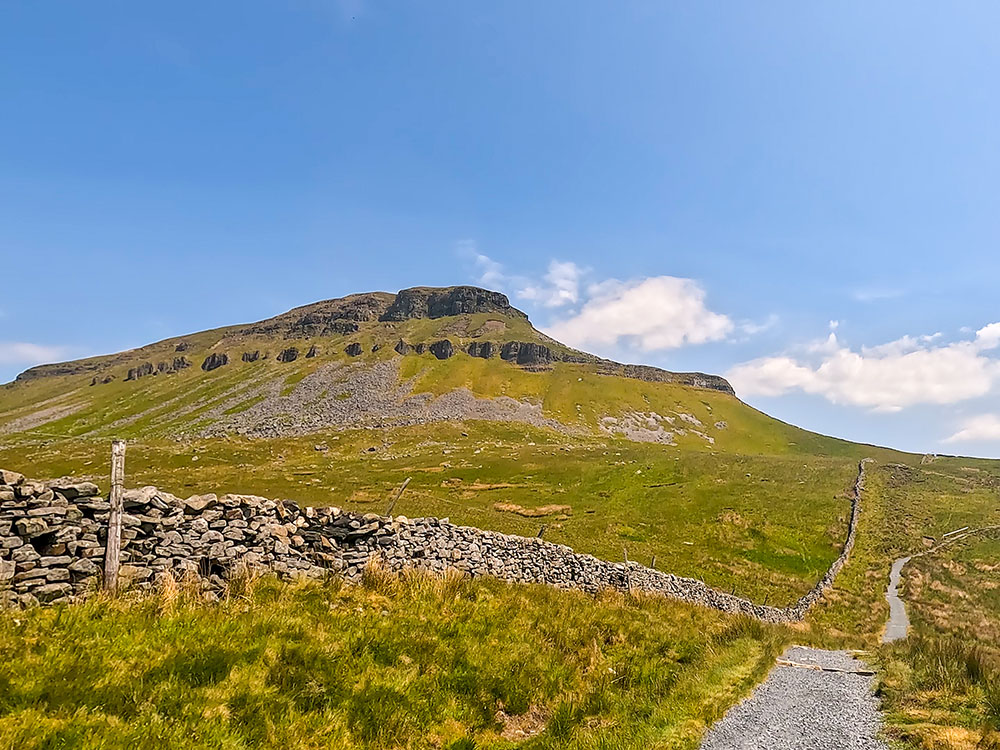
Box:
left=0, top=570, right=790, bottom=750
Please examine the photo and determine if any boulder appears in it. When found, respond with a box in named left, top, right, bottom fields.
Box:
left=394, top=340, right=410, bottom=355
left=242, top=350, right=260, bottom=363
left=172, top=356, right=191, bottom=370
left=277, top=347, right=299, bottom=363
left=201, top=352, right=229, bottom=372
left=306, top=345, right=319, bottom=358
left=345, top=343, right=363, bottom=357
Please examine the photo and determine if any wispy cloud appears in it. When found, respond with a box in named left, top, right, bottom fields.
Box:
left=852, top=287, right=905, bottom=303
left=0, top=342, right=67, bottom=366
left=944, top=414, right=1000, bottom=444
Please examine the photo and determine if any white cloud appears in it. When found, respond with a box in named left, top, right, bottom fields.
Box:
left=728, top=323, right=1000, bottom=412
left=544, top=276, right=734, bottom=352
left=944, top=414, right=1000, bottom=444
left=517, top=260, right=583, bottom=308
left=0, top=342, right=66, bottom=366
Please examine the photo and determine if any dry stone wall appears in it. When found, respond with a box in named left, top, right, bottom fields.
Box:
left=0, top=461, right=868, bottom=622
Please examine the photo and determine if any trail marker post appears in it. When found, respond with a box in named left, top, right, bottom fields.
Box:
left=104, top=439, right=126, bottom=593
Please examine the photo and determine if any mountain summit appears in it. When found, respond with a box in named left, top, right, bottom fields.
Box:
left=2, top=285, right=744, bottom=445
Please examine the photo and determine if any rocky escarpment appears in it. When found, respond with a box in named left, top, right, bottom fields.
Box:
left=379, top=286, right=528, bottom=322
left=0, top=462, right=867, bottom=623
left=14, top=284, right=735, bottom=396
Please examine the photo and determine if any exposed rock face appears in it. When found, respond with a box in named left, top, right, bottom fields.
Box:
left=174, top=342, right=190, bottom=352
left=345, top=343, right=363, bottom=357
left=172, top=357, right=191, bottom=370
left=125, top=362, right=155, bottom=381
left=380, top=286, right=528, bottom=322
left=429, top=340, right=455, bottom=360
left=277, top=348, right=298, bottom=363
left=306, top=345, right=319, bottom=358
left=242, top=351, right=260, bottom=363
left=467, top=341, right=496, bottom=359
left=201, top=353, right=229, bottom=372
left=239, top=293, right=394, bottom=338
left=11, top=284, right=736, bottom=397
left=500, top=342, right=554, bottom=367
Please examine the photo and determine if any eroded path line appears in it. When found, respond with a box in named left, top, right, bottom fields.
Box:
left=700, top=646, right=888, bottom=750
left=882, top=555, right=912, bottom=643
left=881, top=525, right=1000, bottom=644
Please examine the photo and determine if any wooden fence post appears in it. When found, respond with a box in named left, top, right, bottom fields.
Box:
left=385, top=477, right=411, bottom=517
left=104, top=439, right=126, bottom=593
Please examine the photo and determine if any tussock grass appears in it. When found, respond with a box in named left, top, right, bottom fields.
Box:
left=0, top=571, right=790, bottom=750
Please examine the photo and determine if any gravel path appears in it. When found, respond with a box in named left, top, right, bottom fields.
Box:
left=700, top=646, right=888, bottom=750
left=883, top=556, right=912, bottom=643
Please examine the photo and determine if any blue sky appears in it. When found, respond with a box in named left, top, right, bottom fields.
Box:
left=3, top=2, right=1000, bottom=456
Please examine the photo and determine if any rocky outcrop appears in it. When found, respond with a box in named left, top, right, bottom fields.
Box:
left=306, top=345, right=319, bottom=358
left=414, top=343, right=427, bottom=354
left=238, top=293, right=395, bottom=338
left=201, top=353, right=229, bottom=372
left=345, top=343, right=363, bottom=357
left=242, top=351, right=260, bottom=363
left=394, top=340, right=410, bottom=355
left=175, top=342, right=190, bottom=352
left=277, top=348, right=299, bottom=363
left=429, top=340, right=455, bottom=360
left=172, top=357, right=191, bottom=370
left=125, top=362, right=155, bottom=381
left=380, top=286, right=529, bottom=322
left=467, top=341, right=496, bottom=359
left=500, top=341, right=554, bottom=367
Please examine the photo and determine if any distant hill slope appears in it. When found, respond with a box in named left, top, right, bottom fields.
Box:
left=1, top=285, right=749, bottom=444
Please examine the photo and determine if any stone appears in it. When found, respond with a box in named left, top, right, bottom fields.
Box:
left=34, top=583, right=72, bottom=603
left=201, top=352, right=229, bottom=371
left=345, top=342, right=363, bottom=357
left=306, top=345, right=319, bottom=358
left=0, top=470, right=24, bottom=486
left=242, top=350, right=261, bottom=363
left=14, top=517, right=49, bottom=538
left=40, top=556, right=72, bottom=567
left=394, top=339, right=410, bottom=355
left=0, top=560, right=14, bottom=582
left=277, top=347, right=299, bottom=363
left=183, top=494, right=218, bottom=514
left=48, top=480, right=100, bottom=499
left=69, top=558, right=100, bottom=576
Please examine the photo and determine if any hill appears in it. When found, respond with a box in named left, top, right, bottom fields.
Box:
left=0, top=285, right=908, bottom=606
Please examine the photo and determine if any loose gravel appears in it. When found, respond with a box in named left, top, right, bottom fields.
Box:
left=700, top=646, right=889, bottom=750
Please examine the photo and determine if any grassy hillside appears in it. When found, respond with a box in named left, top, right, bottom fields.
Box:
left=0, top=572, right=790, bottom=750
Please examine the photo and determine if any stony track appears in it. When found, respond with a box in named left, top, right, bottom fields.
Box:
left=700, top=646, right=888, bottom=750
